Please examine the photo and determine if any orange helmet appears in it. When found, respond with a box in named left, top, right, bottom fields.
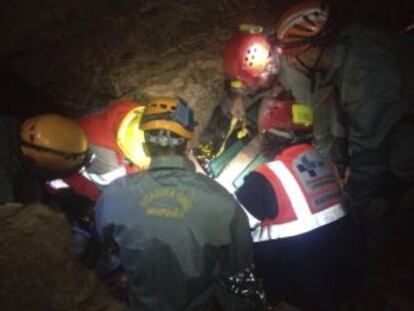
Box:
left=20, top=114, right=88, bottom=172
left=223, top=25, right=278, bottom=89
left=140, top=97, right=195, bottom=147
left=258, top=100, right=313, bottom=137
left=276, top=0, right=331, bottom=56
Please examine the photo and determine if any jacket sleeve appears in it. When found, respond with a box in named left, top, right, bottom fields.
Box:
left=235, top=171, right=277, bottom=221
left=228, top=201, right=254, bottom=274
left=338, top=32, right=401, bottom=209
left=95, top=181, right=128, bottom=243
left=95, top=184, right=124, bottom=275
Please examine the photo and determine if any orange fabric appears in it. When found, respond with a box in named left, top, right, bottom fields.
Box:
left=256, top=143, right=342, bottom=225
left=64, top=173, right=101, bottom=201
left=258, top=144, right=314, bottom=225
left=279, top=144, right=342, bottom=213
left=256, top=164, right=298, bottom=224
left=64, top=100, right=143, bottom=200
left=77, top=100, right=141, bottom=151
left=277, top=144, right=316, bottom=212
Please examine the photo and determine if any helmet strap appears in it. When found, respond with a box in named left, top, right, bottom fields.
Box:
left=267, top=128, right=293, bottom=139
left=295, top=46, right=325, bottom=93
left=146, top=130, right=185, bottom=147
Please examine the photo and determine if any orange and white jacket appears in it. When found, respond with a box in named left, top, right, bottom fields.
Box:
left=241, top=143, right=345, bottom=242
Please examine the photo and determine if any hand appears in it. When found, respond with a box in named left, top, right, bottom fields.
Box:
left=187, top=152, right=207, bottom=175
left=230, top=96, right=246, bottom=122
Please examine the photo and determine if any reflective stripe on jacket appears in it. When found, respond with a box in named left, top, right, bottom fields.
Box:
left=252, top=144, right=345, bottom=241
left=59, top=100, right=142, bottom=200
left=61, top=145, right=127, bottom=201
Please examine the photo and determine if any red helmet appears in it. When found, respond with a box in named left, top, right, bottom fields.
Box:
left=223, top=28, right=277, bottom=88
left=258, top=99, right=313, bottom=135
left=276, top=0, right=329, bottom=56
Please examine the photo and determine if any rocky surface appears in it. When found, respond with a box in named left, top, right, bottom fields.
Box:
left=0, top=0, right=279, bottom=144
left=0, top=203, right=128, bottom=311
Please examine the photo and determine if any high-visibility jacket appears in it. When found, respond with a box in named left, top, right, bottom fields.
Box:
left=49, top=100, right=142, bottom=201
left=249, top=143, right=345, bottom=242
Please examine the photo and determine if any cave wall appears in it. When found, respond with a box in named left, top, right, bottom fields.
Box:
left=1, top=0, right=410, bottom=137
left=0, top=0, right=281, bottom=142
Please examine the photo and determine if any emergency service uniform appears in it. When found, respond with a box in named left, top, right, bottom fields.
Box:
left=0, top=117, right=44, bottom=204
left=96, top=155, right=253, bottom=311
left=314, top=25, right=413, bottom=211
left=46, top=101, right=144, bottom=267
left=62, top=100, right=142, bottom=201
left=236, top=143, right=360, bottom=310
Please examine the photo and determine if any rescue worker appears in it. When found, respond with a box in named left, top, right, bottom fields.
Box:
left=218, top=24, right=334, bottom=159
left=196, top=25, right=280, bottom=157
left=49, top=99, right=150, bottom=269
left=235, top=99, right=361, bottom=310
left=275, top=0, right=414, bottom=219
left=223, top=24, right=279, bottom=122
left=96, top=97, right=255, bottom=311
left=52, top=99, right=150, bottom=201
left=0, top=114, right=89, bottom=205
left=222, top=24, right=328, bottom=124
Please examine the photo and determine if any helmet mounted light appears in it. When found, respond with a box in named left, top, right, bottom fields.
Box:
left=171, top=99, right=195, bottom=132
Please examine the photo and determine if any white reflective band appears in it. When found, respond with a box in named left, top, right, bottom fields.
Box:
left=236, top=199, right=262, bottom=230
left=268, top=161, right=311, bottom=218
left=216, top=136, right=262, bottom=194
left=47, top=179, right=70, bottom=189
left=252, top=161, right=345, bottom=242
left=252, top=204, right=345, bottom=241
left=82, top=166, right=127, bottom=186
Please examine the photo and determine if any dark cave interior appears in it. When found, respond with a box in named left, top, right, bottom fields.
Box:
left=0, top=0, right=413, bottom=310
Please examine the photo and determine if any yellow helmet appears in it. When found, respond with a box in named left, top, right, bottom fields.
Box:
left=140, top=97, right=195, bottom=140
left=20, top=114, right=88, bottom=171
left=117, top=106, right=151, bottom=169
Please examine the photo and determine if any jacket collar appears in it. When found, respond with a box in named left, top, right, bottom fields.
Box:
left=149, top=155, right=194, bottom=171
left=319, top=35, right=349, bottom=87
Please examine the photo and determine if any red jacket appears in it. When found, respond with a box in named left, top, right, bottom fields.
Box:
left=252, top=143, right=345, bottom=241
left=63, top=100, right=142, bottom=201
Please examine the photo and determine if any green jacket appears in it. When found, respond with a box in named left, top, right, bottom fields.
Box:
left=322, top=25, right=413, bottom=209
left=279, top=24, right=413, bottom=212
left=96, top=155, right=253, bottom=311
